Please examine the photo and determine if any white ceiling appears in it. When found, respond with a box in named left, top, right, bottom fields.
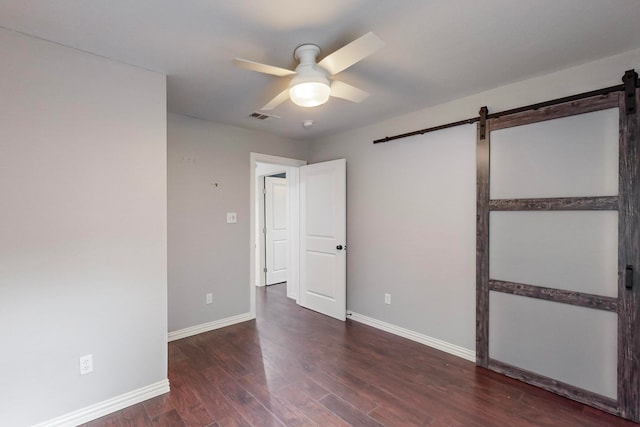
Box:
left=2, top=0, right=640, bottom=141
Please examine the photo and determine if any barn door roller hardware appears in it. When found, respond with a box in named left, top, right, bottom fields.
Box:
left=478, top=106, right=488, bottom=140
left=374, top=69, right=638, bottom=144
left=623, top=69, right=638, bottom=115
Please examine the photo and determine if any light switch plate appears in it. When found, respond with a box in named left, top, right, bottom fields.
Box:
left=226, top=212, right=237, bottom=223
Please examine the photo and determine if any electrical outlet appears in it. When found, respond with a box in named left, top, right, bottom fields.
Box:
left=226, top=212, right=237, bottom=223
left=384, top=293, right=391, bottom=305
left=206, top=293, right=213, bottom=304
left=80, top=354, right=93, bottom=375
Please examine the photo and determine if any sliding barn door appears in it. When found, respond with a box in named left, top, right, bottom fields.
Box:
left=476, top=73, right=640, bottom=421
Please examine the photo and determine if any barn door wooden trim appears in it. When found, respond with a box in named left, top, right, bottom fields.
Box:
left=476, top=106, right=490, bottom=367
left=476, top=70, right=640, bottom=421
left=617, top=69, right=640, bottom=421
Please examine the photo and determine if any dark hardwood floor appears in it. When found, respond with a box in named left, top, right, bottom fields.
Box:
left=85, top=284, right=636, bottom=426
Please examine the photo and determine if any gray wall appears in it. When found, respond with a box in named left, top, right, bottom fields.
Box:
left=167, top=114, right=307, bottom=332
left=307, top=47, right=640, bottom=352
left=0, top=29, right=167, bottom=426
left=311, top=121, right=477, bottom=348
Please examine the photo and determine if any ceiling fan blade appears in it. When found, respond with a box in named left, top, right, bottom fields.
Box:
left=318, top=32, right=384, bottom=75
left=261, top=88, right=290, bottom=110
left=232, top=58, right=296, bottom=77
left=330, top=81, right=370, bottom=103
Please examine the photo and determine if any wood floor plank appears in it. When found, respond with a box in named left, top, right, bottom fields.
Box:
left=216, top=380, right=285, bottom=427
left=253, top=337, right=380, bottom=414
left=315, top=357, right=435, bottom=423
left=164, top=378, right=215, bottom=426
left=290, top=365, right=379, bottom=413
left=317, top=344, right=529, bottom=427
left=118, top=405, right=152, bottom=427
left=168, top=343, right=189, bottom=364
left=214, top=415, right=252, bottom=427
left=142, top=393, right=175, bottom=420
left=284, top=376, right=330, bottom=401
left=318, top=354, right=448, bottom=421
left=368, top=404, right=431, bottom=427
left=427, top=415, right=470, bottom=427
left=319, top=394, right=384, bottom=427
left=205, top=363, right=285, bottom=427
left=175, top=362, right=252, bottom=426
left=277, top=384, right=351, bottom=427
left=210, top=345, right=253, bottom=378
left=367, top=403, right=432, bottom=426
left=235, top=374, right=315, bottom=427
left=151, top=409, right=187, bottom=427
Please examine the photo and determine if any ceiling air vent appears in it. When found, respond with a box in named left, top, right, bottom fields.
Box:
left=249, top=112, right=280, bottom=120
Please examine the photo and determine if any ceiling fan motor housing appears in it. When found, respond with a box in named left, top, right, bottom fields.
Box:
left=289, top=44, right=331, bottom=107
left=291, top=44, right=329, bottom=85
left=294, top=44, right=321, bottom=64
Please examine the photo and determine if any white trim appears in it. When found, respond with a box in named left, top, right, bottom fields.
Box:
left=168, top=312, right=253, bottom=342
left=347, top=311, right=476, bottom=362
left=284, top=165, right=301, bottom=302
left=33, top=379, right=170, bottom=427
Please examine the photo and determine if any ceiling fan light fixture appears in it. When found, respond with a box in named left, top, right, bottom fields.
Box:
left=288, top=63, right=330, bottom=108
left=289, top=81, right=331, bottom=107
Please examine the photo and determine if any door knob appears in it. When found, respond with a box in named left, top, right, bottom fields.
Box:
left=336, top=245, right=343, bottom=250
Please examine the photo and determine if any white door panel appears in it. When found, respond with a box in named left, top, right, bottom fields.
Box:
left=265, top=177, right=288, bottom=285
left=272, top=240, right=288, bottom=271
left=300, top=159, right=346, bottom=320
left=307, top=252, right=337, bottom=297
left=305, top=172, right=335, bottom=236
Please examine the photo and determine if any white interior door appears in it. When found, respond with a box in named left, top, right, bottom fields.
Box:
left=265, top=176, right=288, bottom=285
left=299, top=159, right=346, bottom=320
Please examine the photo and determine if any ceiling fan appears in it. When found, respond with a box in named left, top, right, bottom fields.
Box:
left=232, top=32, right=384, bottom=111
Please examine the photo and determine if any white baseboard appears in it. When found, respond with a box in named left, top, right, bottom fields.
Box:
left=168, top=312, right=254, bottom=342
left=33, top=379, right=170, bottom=427
left=347, top=311, right=476, bottom=362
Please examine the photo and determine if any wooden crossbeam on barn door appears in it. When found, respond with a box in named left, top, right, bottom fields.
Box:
left=476, top=70, right=640, bottom=421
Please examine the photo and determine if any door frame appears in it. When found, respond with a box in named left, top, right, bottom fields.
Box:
left=249, top=153, right=306, bottom=318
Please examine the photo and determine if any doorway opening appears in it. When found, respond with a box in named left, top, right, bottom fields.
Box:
left=249, top=153, right=306, bottom=318
left=260, top=170, right=288, bottom=287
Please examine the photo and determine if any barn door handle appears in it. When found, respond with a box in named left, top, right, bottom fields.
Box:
left=626, top=265, right=634, bottom=289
